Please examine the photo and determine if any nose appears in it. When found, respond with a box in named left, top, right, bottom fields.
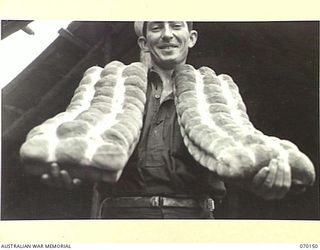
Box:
left=161, top=24, right=173, bottom=41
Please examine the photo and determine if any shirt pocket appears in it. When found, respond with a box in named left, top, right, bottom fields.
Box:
left=139, top=148, right=172, bottom=192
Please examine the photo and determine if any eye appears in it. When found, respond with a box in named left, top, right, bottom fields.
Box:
left=151, top=26, right=160, bottom=31
left=172, top=22, right=183, bottom=29
left=149, top=23, right=163, bottom=32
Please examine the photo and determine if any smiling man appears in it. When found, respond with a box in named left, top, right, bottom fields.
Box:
left=136, top=21, right=198, bottom=104
left=138, top=21, right=197, bottom=70
left=42, top=21, right=292, bottom=219
left=92, top=21, right=227, bottom=219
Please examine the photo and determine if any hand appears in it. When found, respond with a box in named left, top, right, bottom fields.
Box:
left=41, top=162, right=82, bottom=190
left=250, top=158, right=291, bottom=200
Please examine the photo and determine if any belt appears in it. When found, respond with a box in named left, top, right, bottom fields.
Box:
left=100, top=196, right=215, bottom=212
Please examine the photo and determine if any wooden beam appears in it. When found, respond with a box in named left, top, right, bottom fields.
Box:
left=58, top=28, right=91, bottom=52
left=1, top=20, right=33, bottom=39
left=3, top=34, right=111, bottom=151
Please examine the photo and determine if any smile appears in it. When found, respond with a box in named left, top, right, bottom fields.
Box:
left=158, top=44, right=179, bottom=49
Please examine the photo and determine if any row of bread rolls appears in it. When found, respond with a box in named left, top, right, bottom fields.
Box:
left=173, top=64, right=315, bottom=187
left=20, top=61, right=148, bottom=182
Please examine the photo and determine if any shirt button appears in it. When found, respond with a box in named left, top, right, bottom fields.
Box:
left=154, top=94, right=160, bottom=99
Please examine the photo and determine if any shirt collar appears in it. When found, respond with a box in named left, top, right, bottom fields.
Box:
left=148, top=68, right=162, bottom=84
left=148, top=68, right=174, bottom=102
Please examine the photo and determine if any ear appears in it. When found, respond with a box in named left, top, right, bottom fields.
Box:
left=137, top=36, right=149, bottom=52
left=188, top=30, right=198, bottom=48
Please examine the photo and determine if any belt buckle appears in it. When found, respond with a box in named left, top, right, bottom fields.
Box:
left=150, top=196, right=163, bottom=207
left=204, top=198, right=215, bottom=212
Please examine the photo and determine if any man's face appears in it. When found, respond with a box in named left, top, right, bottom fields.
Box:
left=138, top=21, right=198, bottom=70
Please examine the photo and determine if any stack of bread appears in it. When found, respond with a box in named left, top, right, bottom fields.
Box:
left=20, top=61, right=148, bottom=182
left=173, top=64, right=315, bottom=186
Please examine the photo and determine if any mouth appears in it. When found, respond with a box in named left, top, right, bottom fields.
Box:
left=158, top=44, right=179, bottom=49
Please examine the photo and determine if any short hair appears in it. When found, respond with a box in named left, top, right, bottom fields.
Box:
left=142, top=22, right=193, bottom=36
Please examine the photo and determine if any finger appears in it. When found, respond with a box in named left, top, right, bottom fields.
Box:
left=252, top=167, right=270, bottom=187
left=274, top=158, right=285, bottom=191
left=60, top=170, right=72, bottom=189
left=283, top=157, right=292, bottom=189
left=41, top=173, right=53, bottom=186
left=216, top=162, right=232, bottom=179
left=50, top=162, right=60, bottom=179
left=271, top=158, right=287, bottom=199
left=41, top=173, right=62, bottom=188
left=258, top=159, right=278, bottom=200
left=276, top=158, right=291, bottom=199
left=264, top=159, right=278, bottom=187
left=72, top=178, right=82, bottom=186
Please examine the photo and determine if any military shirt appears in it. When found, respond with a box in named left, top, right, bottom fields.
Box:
left=100, top=70, right=226, bottom=199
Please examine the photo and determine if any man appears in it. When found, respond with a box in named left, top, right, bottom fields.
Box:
left=41, top=21, right=292, bottom=219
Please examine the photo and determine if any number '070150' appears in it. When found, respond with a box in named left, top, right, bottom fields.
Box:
left=300, top=244, right=318, bottom=248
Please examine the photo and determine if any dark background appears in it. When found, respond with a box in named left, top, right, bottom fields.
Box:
left=1, top=21, right=319, bottom=219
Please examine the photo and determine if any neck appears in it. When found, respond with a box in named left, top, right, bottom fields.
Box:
left=151, top=59, right=187, bottom=90
left=151, top=63, right=174, bottom=92
left=152, top=63, right=173, bottom=79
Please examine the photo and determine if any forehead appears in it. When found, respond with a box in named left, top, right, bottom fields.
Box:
left=146, top=21, right=187, bottom=28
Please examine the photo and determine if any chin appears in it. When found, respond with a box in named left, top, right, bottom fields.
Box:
left=158, top=59, right=185, bottom=70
